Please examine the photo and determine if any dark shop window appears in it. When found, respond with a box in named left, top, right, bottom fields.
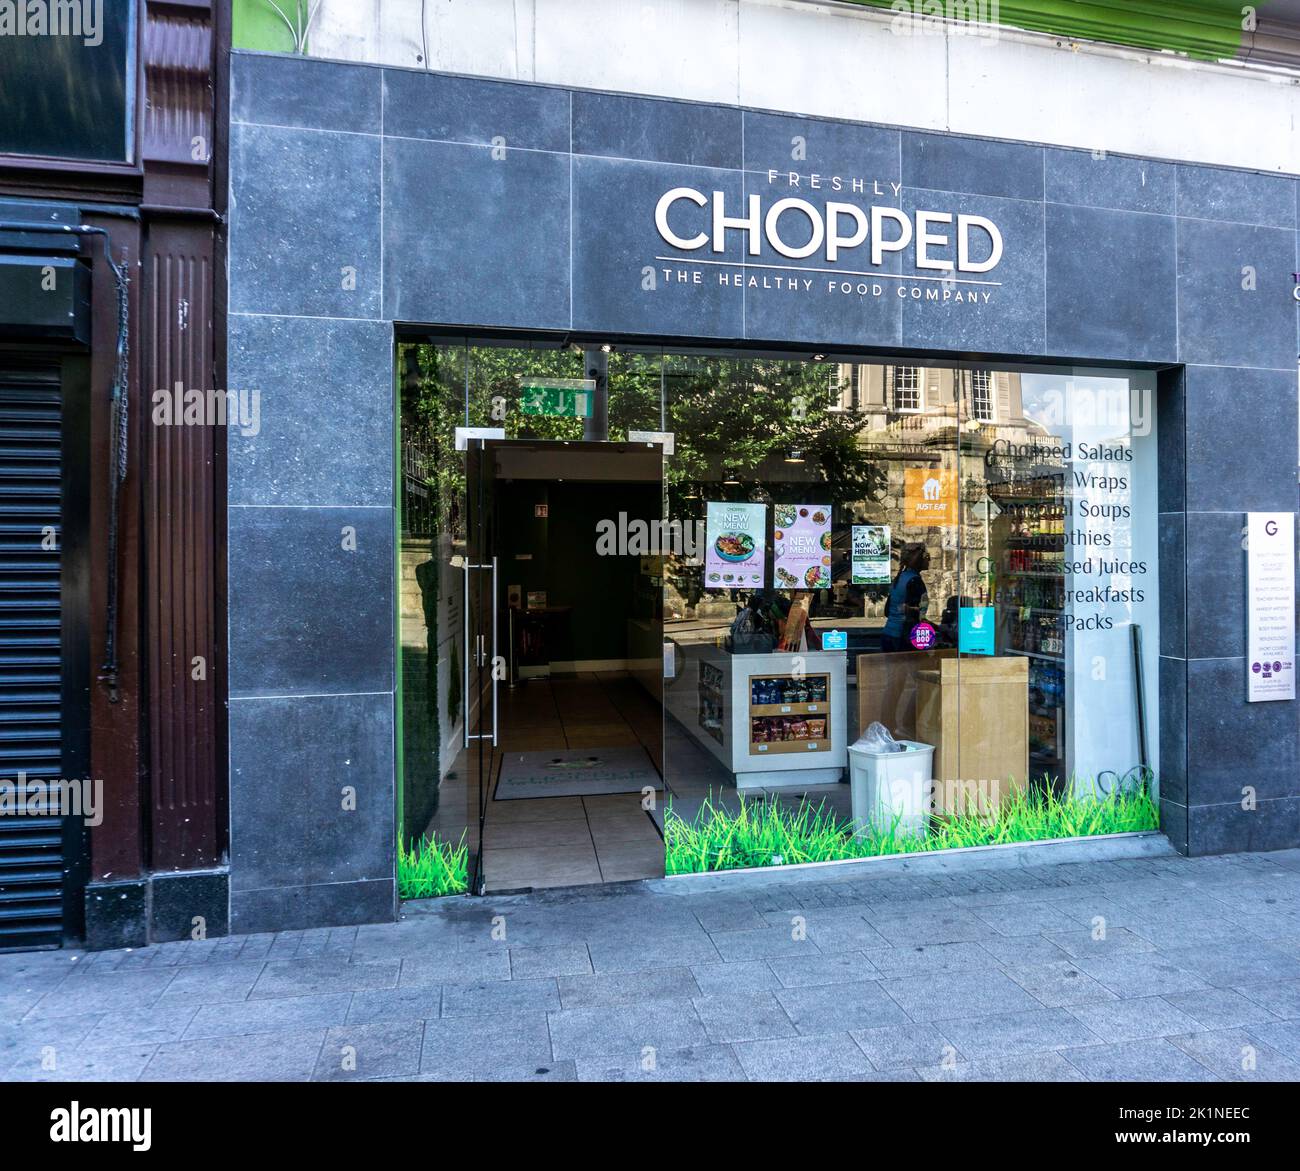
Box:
left=0, top=2, right=136, bottom=163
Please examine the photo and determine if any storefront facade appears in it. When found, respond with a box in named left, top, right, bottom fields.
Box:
left=226, top=48, right=1299, bottom=933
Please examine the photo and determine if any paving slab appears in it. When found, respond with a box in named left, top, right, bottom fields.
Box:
left=775, top=980, right=911, bottom=1034
left=142, top=1029, right=327, bottom=1081
left=548, top=998, right=709, bottom=1061
left=732, top=1032, right=875, bottom=1081
left=312, top=1021, right=425, bottom=1081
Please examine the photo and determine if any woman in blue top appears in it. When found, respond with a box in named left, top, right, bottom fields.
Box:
left=881, top=543, right=930, bottom=652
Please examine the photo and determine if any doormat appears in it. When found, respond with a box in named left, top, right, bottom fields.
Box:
left=494, top=746, right=662, bottom=800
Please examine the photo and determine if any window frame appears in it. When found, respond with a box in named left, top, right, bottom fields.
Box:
left=890, top=365, right=922, bottom=413
left=970, top=369, right=995, bottom=423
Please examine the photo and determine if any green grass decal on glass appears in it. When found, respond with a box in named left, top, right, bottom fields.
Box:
left=664, top=779, right=1158, bottom=875
left=398, top=832, right=470, bottom=898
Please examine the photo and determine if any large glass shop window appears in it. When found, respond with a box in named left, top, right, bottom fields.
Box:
left=391, top=343, right=1162, bottom=894
left=659, top=359, right=1160, bottom=875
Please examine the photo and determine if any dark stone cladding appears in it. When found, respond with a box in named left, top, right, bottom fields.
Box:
left=225, top=50, right=1300, bottom=931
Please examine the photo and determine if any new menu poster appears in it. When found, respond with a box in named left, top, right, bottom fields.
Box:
left=704, top=501, right=766, bottom=590
left=851, top=524, right=891, bottom=585
left=773, top=504, right=831, bottom=590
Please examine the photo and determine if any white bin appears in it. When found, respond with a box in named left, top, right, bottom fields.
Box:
left=847, top=740, right=935, bottom=840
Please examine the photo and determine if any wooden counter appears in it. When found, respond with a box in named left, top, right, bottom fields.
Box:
left=915, top=655, right=1029, bottom=816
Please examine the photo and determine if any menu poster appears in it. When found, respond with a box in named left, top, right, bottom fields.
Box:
left=1247, top=512, right=1296, bottom=702
left=773, top=504, right=832, bottom=590
left=704, top=501, right=766, bottom=590
left=851, top=524, right=891, bottom=585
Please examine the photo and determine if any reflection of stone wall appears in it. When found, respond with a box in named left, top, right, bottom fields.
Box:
left=836, top=367, right=1048, bottom=619
left=400, top=540, right=440, bottom=842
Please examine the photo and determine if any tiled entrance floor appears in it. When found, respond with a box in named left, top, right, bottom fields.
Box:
left=479, top=672, right=666, bottom=893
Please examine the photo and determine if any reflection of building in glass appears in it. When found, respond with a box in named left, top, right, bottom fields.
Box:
left=829, top=363, right=1060, bottom=616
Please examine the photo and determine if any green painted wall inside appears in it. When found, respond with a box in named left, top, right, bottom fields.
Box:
left=232, top=0, right=300, bottom=52
left=847, top=1, right=1249, bottom=61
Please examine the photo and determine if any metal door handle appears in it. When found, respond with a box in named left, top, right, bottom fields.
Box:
left=462, top=558, right=470, bottom=748
left=490, top=555, right=499, bottom=747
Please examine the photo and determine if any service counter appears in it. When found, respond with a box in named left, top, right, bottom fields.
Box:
left=666, top=640, right=847, bottom=791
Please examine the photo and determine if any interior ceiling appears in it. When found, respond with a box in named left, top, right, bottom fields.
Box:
left=494, top=444, right=662, bottom=483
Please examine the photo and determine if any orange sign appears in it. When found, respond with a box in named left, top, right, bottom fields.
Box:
left=904, top=468, right=957, bottom=526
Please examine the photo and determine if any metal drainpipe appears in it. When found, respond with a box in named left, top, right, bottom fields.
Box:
left=582, top=347, right=609, bottom=442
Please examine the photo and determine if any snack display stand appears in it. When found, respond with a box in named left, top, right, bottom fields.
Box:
left=666, top=641, right=848, bottom=791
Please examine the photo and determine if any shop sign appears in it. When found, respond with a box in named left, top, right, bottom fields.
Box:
left=903, top=468, right=957, bottom=526
left=1246, top=512, right=1295, bottom=702
left=959, top=606, right=995, bottom=656
left=655, top=187, right=1002, bottom=272
left=649, top=172, right=1006, bottom=307
left=704, top=501, right=766, bottom=590
left=851, top=524, right=891, bottom=585
left=519, top=378, right=595, bottom=418
left=822, top=630, right=848, bottom=650
left=773, top=504, right=831, bottom=589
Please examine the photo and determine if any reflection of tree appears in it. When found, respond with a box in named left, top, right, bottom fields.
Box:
left=398, top=342, right=887, bottom=539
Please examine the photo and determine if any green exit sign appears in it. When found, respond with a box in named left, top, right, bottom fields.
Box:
left=518, top=377, right=595, bottom=418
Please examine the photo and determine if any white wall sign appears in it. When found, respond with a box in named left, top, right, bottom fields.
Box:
left=1247, top=512, right=1296, bottom=702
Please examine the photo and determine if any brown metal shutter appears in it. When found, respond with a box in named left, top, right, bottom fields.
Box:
left=0, top=363, right=66, bottom=949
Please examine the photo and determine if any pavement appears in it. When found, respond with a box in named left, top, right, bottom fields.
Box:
left=4, top=849, right=1300, bottom=1082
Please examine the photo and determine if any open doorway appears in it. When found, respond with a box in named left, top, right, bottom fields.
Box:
left=465, top=440, right=666, bottom=893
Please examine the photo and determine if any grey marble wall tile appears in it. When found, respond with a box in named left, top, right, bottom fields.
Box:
left=574, top=91, right=740, bottom=168
left=1156, top=368, right=1185, bottom=513
left=1158, top=656, right=1187, bottom=808
left=383, top=68, right=569, bottom=151
left=1185, top=365, right=1298, bottom=512
left=383, top=136, right=570, bottom=328
left=1187, top=798, right=1300, bottom=856
left=1185, top=657, right=1300, bottom=807
left=229, top=123, right=381, bottom=319
left=1176, top=165, right=1296, bottom=229
left=743, top=112, right=900, bottom=187
left=231, top=880, right=397, bottom=935
left=232, top=51, right=381, bottom=134
left=899, top=189, right=1044, bottom=354
left=230, top=693, right=395, bottom=893
left=228, top=506, right=394, bottom=698
left=1184, top=512, right=1245, bottom=661
left=572, top=155, right=742, bottom=337
left=1045, top=204, right=1176, bottom=362
left=740, top=169, right=902, bottom=348
left=1159, top=798, right=1189, bottom=854
left=229, top=315, right=394, bottom=507
left=1158, top=514, right=1186, bottom=659
left=1044, top=148, right=1175, bottom=215
left=902, top=132, right=1043, bottom=201
left=1176, top=219, right=1295, bottom=370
